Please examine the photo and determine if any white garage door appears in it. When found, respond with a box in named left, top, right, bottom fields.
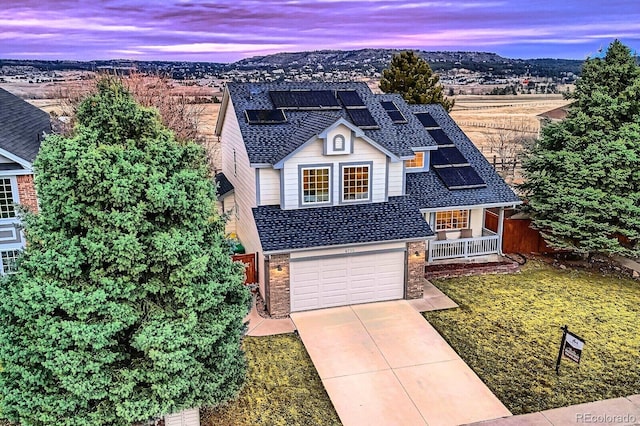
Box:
left=290, top=250, right=405, bottom=312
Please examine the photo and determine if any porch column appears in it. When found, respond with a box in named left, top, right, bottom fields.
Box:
left=497, top=207, right=505, bottom=255
left=427, top=212, right=435, bottom=263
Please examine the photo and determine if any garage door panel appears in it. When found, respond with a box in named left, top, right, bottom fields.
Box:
left=322, top=268, right=348, bottom=279
left=290, top=249, right=406, bottom=312
left=294, top=297, right=322, bottom=311
left=323, top=282, right=349, bottom=294
left=376, top=263, right=402, bottom=274
left=349, top=278, right=374, bottom=289
left=350, top=291, right=377, bottom=304
left=322, top=294, right=350, bottom=307
left=293, top=284, right=320, bottom=296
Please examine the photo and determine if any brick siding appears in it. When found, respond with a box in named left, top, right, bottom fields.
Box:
left=267, top=254, right=290, bottom=317
left=17, top=174, right=38, bottom=213
left=406, top=241, right=426, bottom=299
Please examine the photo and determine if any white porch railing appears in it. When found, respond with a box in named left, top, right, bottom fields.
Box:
left=428, top=229, right=500, bottom=261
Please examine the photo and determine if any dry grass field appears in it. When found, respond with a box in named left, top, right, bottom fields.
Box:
left=2, top=77, right=572, bottom=182
left=451, top=94, right=571, bottom=150
left=450, top=94, right=572, bottom=184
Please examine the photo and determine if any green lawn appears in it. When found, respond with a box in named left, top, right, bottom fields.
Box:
left=203, top=334, right=341, bottom=426
left=423, top=260, right=640, bottom=415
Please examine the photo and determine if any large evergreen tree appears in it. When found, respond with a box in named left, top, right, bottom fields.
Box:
left=0, top=77, right=250, bottom=425
left=521, top=40, right=640, bottom=256
left=380, top=51, right=454, bottom=110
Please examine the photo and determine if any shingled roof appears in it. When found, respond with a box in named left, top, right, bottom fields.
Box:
left=253, top=196, right=433, bottom=253
left=215, top=172, right=234, bottom=198
left=224, top=82, right=437, bottom=165
left=224, top=82, right=519, bottom=252
left=0, top=88, right=50, bottom=164
left=405, top=104, right=521, bottom=208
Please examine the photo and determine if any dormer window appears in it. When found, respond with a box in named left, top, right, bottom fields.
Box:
left=333, top=134, right=345, bottom=151
left=406, top=152, right=425, bottom=169
left=301, top=166, right=331, bottom=205
left=342, top=164, right=370, bottom=202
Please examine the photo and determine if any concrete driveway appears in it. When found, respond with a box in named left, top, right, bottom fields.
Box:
left=291, top=300, right=511, bottom=426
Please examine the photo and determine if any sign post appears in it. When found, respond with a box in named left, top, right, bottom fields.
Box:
left=555, top=325, right=585, bottom=375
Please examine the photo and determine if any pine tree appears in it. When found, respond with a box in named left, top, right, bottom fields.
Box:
left=380, top=51, right=454, bottom=110
left=521, top=40, right=640, bottom=256
left=0, top=77, right=250, bottom=425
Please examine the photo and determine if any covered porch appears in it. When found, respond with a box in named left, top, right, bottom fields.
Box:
left=423, top=206, right=507, bottom=263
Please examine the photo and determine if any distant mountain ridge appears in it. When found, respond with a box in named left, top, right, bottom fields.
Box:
left=0, top=49, right=586, bottom=79
left=233, top=49, right=584, bottom=77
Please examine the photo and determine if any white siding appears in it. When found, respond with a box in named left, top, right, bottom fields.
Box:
left=470, top=207, right=484, bottom=237
left=257, top=168, right=280, bottom=205
left=0, top=155, right=15, bottom=164
left=216, top=194, right=237, bottom=236
left=281, top=135, right=389, bottom=209
left=165, top=408, right=199, bottom=426
left=324, top=124, right=352, bottom=154
left=290, top=241, right=406, bottom=259
left=219, top=100, right=262, bottom=255
left=257, top=251, right=266, bottom=298
left=387, top=161, right=404, bottom=196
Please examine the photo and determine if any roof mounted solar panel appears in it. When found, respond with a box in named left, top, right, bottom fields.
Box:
left=337, top=90, right=366, bottom=108
left=427, top=128, right=455, bottom=146
left=415, top=112, right=439, bottom=128
left=380, top=101, right=407, bottom=124
left=245, top=109, right=287, bottom=124
left=457, top=166, right=486, bottom=187
left=386, top=110, right=407, bottom=123
left=269, top=90, right=341, bottom=109
left=434, top=167, right=465, bottom=189
left=380, top=101, right=397, bottom=111
left=430, top=149, right=450, bottom=167
left=435, top=166, right=486, bottom=190
left=440, top=147, right=469, bottom=165
left=346, top=108, right=379, bottom=129
left=431, top=147, right=470, bottom=168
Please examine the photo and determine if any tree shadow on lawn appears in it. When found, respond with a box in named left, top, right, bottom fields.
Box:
left=203, top=334, right=341, bottom=426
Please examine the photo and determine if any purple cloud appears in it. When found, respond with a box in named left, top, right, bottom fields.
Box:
left=1, top=0, right=639, bottom=62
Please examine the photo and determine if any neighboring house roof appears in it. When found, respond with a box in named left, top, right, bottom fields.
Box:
left=537, top=103, right=572, bottom=121
left=0, top=87, right=51, bottom=164
left=406, top=104, right=520, bottom=209
left=215, top=172, right=234, bottom=198
left=253, top=196, right=434, bottom=253
left=224, top=82, right=438, bottom=165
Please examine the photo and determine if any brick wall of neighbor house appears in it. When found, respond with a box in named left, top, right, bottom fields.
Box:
left=406, top=241, right=426, bottom=299
left=268, top=254, right=290, bottom=317
left=17, top=174, right=38, bottom=213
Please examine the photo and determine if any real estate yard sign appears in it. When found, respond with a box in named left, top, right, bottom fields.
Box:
left=555, top=325, right=585, bottom=374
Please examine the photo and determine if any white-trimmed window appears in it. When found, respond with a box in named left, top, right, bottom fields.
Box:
left=435, top=210, right=470, bottom=231
left=342, top=165, right=370, bottom=202
left=302, top=167, right=330, bottom=204
left=406, top=152, right=424, bottom=169
left=0, top=178, right=16, bottom=219
left=0, top=249, right=20, bottom=274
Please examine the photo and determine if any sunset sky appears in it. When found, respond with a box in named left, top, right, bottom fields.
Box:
left=2, top=0, right=639, bottom=63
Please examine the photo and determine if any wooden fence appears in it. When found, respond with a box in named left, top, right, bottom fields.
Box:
left=232, top=252, right=258, bottom=285
left=485, top=209, right=554, bottom=254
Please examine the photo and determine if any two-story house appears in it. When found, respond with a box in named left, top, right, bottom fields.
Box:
left=0, top=88, right=50, bottom=274
left=215, top=82, right=520, bottom=316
